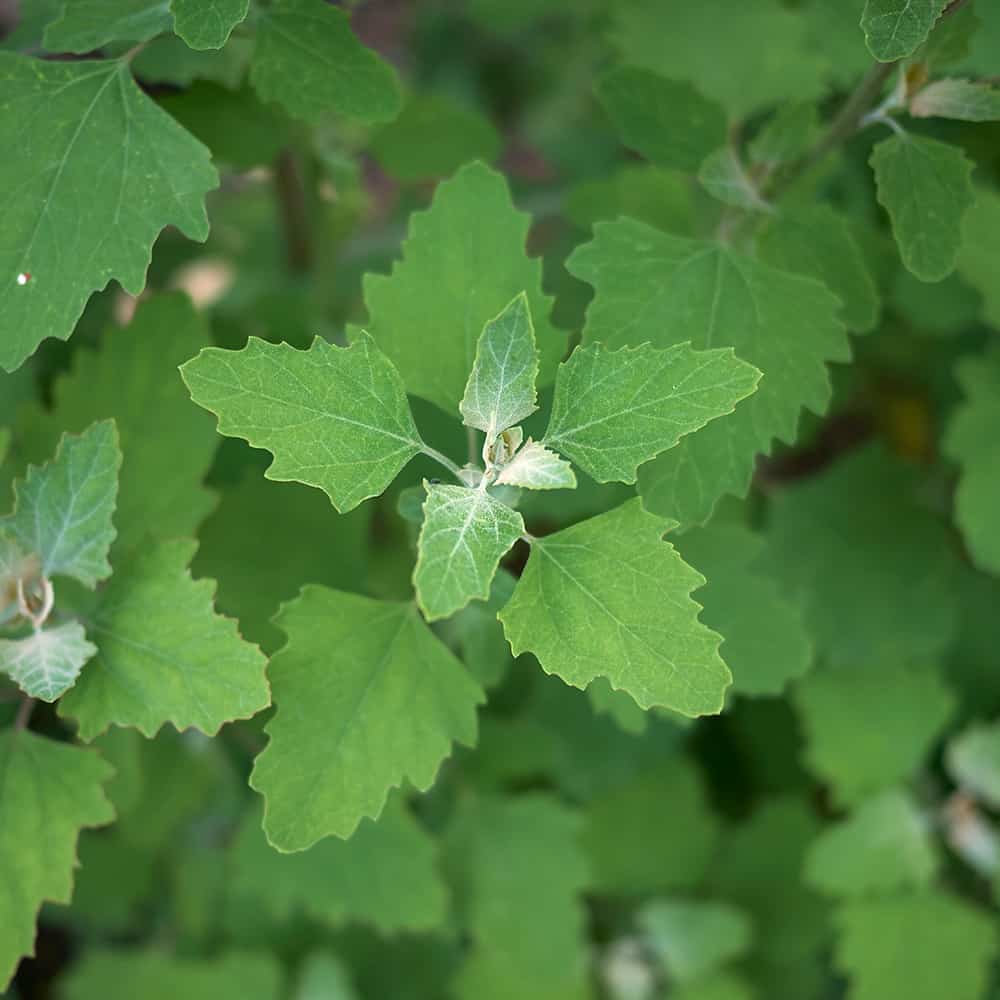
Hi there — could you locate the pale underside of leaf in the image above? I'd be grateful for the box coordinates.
[0,621,96,702]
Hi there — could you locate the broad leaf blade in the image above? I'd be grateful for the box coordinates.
[363,161,564,415]
[870,134,974,282]
[172,0,248,49]
[1,420,121,587]
[181,335,422,513]
[543,342,760,485]
[567,219,848,525]
[43,0,172,52]
[595,66,727,173]
[495,441,576,490]
[460,293,539,443]
[250,587,484,850]
[0,730,114,988]
[0,621,96,702]
[250,0,401,124]
[499,499,730,716]
[414,484,524,622]
[861,0,948,60]
[0,55,217,372]
[58,539,270,740]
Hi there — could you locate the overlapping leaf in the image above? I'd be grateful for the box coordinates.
[861,0,948,60]
[0,621,96,702]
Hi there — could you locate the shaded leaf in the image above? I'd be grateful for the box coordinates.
[861,0,948,60]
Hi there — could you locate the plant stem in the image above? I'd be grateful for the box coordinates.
[15,696,35,732]
[274,149,314,274]
[422,445,464,481]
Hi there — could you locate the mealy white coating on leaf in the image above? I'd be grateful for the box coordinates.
[495,440,576,490]
[414,483,524,621]
[0,620,96,702]
[459,292,539,445]
[910,79,1000,121]
[0,420,121,588]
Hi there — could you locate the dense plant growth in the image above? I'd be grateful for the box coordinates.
[2,1,1000,997]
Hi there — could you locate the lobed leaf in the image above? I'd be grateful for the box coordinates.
[0,621,96,703]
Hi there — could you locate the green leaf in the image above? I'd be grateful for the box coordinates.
[59,950,283,1000]
[697,147,771,212]
[132,33,252,88]
[294,954,357,1000]
[250,0,401,124]
[495,441,576,490]
[957,188,1000,328]
[250,587,483,850]
[1,420,121,587]
[804,790,937,897]
[447,569,517,689]
[0,621,96,702]
[748,101,820,167]
[870,134,974,282]
[0,730,114,988]
[362,161,564,415]
[582,762,720,893]
[543,341,760,485]
[758,204,880,333]
[181,335,423,514]
[833,892,997,1000]
[0,54,216,372]
[43,1,172,52]
[4,294,218,558]
[447,794,590,1000]
[567,219,848,526]
[944,348,1000,576]
[672,974,755,1000]
[793,663,955,805]
[414,484,524,622]
[610,0,826,119]
[861,0,948,60]
[57,539,270,740]
[460,293,539,444]
[763,446,959,666]
[946,720,1000,809]
[594,66,727,173]
[500,499,730,716]
[639,899,752,984]
[172,0,248,49]
[674,523,813,697]
[231,795,447,932]
[371,93,502,182]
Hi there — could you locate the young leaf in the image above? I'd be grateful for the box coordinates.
[0,54,217,372]
[594,66,727,173]
[861,0,948,60]
[834,892,997,1000]
[567,219,848,525]
[5,294,218,557]
[42,0,173,52]
[910,78,1000,120]
[1,420,121,587]
[543,342,760,485]
[499,499,730,716]
[58,950,283,1000]
[758,205,880,333]
[231,795,447,932]
[870,134,974,282]
[250,587,484,850]
[697,147,771,212]
[943,349,1000,576]
[673,523,812,697]
[172,0,248,49]
[459,292,539,444]
[414,484,524,623]
[639,900,752,984]
[0,621,96,703]
[804,790,937,897]
[946,721,1000,809]
[447,795,590,1000]
[57,539,270,741]
[363,161,564,415]
[250,0,401,124]
[0,730,114,989]
[793,663,955,806]
[495,441,576,490]
[181,335,423,514]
